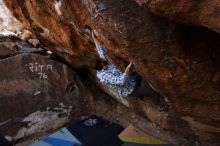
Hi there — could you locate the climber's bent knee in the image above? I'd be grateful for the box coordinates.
[128,79,160,104]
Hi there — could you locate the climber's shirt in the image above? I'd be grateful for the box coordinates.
[96,45,137,96]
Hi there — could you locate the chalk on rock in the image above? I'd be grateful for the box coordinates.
[0,29,17,37]
[4,135,13,142]
[47,50,53,54]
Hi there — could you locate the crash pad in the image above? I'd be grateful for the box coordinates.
[30,128,82,146]
[119,125,174,145]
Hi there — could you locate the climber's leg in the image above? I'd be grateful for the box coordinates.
[129,79,160,104]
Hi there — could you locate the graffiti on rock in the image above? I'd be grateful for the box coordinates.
[26,62,53,79]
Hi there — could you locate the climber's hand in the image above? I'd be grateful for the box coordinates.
[125,62,133,75]
[128,62,133,69]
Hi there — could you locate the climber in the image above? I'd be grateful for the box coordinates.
[90,28,161,104]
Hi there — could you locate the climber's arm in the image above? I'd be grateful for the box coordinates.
[92,31,107,60]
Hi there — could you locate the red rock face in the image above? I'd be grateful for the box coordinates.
[3,0,220,145]
[135,0,220,33]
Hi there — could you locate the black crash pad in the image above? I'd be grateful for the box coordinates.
[67,115,124,146]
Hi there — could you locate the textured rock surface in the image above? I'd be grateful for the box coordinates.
[0,0,22,32]
[0,38,92,142]
[0,36,42,58]
[2,0,220,146]
[136,0,220,33]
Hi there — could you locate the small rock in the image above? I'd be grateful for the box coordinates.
[28,39,40,47]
